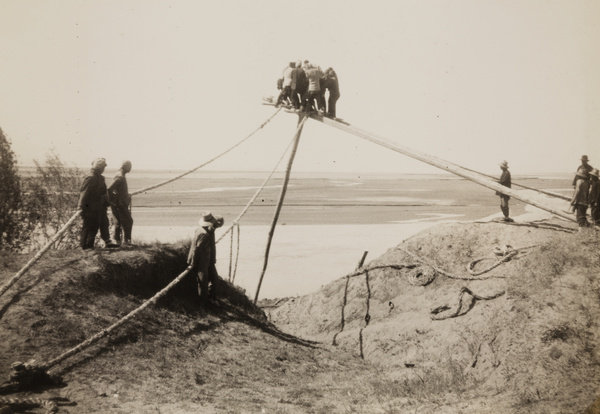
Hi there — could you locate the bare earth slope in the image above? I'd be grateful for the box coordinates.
[266,219,600,413]
[1,219,599,413]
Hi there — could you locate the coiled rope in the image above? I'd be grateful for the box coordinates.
[430,287,505,321]
[396,245,536,281]
[0,109,282,300]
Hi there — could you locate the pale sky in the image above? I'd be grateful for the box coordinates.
[1,0,599,175]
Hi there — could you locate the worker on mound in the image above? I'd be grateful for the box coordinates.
[496,160,513,222]
[187,212,224,302]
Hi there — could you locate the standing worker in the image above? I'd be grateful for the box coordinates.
[572,155,593,187]
[77,158,118,250]
[304,64,324,113]
[496,160,513,222]
[108,160,134,246]
[571,168,591,230]
[588,168,600,226]
[187,211,224,302]
[321,67,340,118]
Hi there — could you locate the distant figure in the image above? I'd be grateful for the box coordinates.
[77,158,118,249]
[495,161,513,222]
[571,168,590,229]
[321,67,340,118]
[187,212,224,302]
[108,160,133,246]
[589,168,600,226]
[572,155,593,187]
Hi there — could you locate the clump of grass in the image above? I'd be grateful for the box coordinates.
[541,325,573,343]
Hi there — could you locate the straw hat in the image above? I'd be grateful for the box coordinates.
[198,211,224,228]
[499,160,509,169]
[590,168,599,178]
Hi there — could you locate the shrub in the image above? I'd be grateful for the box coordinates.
[21,150,84,250]
[0,128,26,250]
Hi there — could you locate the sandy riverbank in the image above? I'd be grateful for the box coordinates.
[133,203,559,300]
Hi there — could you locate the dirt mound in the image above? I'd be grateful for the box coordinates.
[1,219,599,413]
[0,244,380,413]
[266,219,600,413]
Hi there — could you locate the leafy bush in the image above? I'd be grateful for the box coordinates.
[21,150,83,250]
[0,128,26,250]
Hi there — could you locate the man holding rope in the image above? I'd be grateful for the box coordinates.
[187,212,224,302]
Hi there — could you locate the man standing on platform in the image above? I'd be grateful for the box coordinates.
[321,67,340,118]
[77,158,118,250]
[187,211,224,302]
[108,160,134,246]
[496,160,513,222]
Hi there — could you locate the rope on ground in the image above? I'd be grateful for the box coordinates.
[130,108,282,196]
[39,265,193,372]
[0,395,58,413]
[396,245,534,281]
[467,244,537,276]
[0,213,80,299]
[430,287,505,320]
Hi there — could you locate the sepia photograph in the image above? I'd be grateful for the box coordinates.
[1,1,599,413]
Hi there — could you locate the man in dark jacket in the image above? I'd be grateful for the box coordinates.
[496,160,513,222]
[321,67,340,118]
[571,168,591,229]
[77,158,118,249]
[572,155,593,187]
[187,212,224,302]
[108,160,133,246]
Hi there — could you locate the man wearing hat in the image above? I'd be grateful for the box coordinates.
[495,160,513,222]
[108,160,134,246]
[77,158,119,249]
[572,155,593,187]
[187,211,224,302]
[571,168,590,229]
[589,168,600,226]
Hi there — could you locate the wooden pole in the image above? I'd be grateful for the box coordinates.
[357,251,368,269]
[306,115,576,223]
[253,116,308,304]
[459,165,571,202]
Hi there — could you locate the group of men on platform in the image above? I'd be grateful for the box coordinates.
[275,60,340,118]
[571,155,600,229]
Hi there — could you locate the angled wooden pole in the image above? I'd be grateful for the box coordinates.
[254,116,308,304]
[304,115,575,223]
